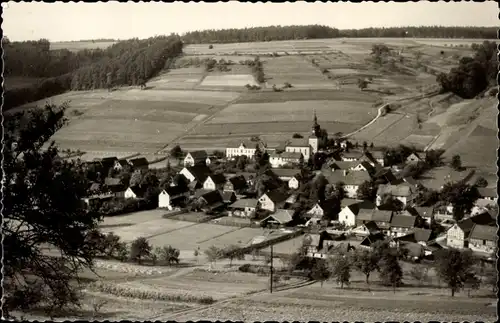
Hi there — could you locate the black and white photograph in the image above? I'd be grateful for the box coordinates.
[2,1,498,321]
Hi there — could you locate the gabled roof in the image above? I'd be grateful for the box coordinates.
[324,170,371,186]
[353,161,375,172]
[207,173,227,185]
[407,206,434,218]
[390,215,417,228]
[187,150,208,160]
[457,211,496,233]
[372,210,393,223]
[199,190,223,205]
[286,193,298,204]
[227,175,248,190]
[229,198,258,209]
[330,161,357,170]
[356,208,375,222]
[366,150,384,159]
[262,209,293,224]
[129,157,149,168]
[377,183,416,197]
[184,165,212,183]
[364,221,381,234]
[163,185,188,196]
[360,232,386,247]
[342,150,364,159]
[228,140,266,149]
[263,190,289,204]
[469,224,497,241]
[104,177,122,186]
[413,228,433,242]
[221,191,236,203]
[101,157,118,169]
[477,187,497,199]
[341,198,364,208]
[406,152,422,161]
[286,138,310,147]
[128,185,148,198]
[115,159,130,167]
[271,168,301,178]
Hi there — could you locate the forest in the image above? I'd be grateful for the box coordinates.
[3,35,183,109]
[181,25,497,44]
[436,40,498,99]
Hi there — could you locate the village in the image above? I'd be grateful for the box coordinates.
[82,112,497,263]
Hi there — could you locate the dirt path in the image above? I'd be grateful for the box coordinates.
[341,103,386,139]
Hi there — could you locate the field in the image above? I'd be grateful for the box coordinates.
[4,76,44,90]
[200,74,258,87]
[50,41,117,51]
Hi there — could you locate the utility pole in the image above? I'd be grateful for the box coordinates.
[269,244,274,293]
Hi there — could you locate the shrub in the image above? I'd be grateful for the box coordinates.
[129,237,152,264]
[154,245,180,266]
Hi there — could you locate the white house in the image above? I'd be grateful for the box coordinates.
[446,222,471,249]
[338,200,375,227]
[285,138,311,161]
[468,224,497,255]
[124,186,147,199]
[269,152,303,168]
[228,198,259,217]
[113,159,130,171]
[158,186,189,209]
[288,176,301,189]
[226,141,266,160]
[350,161,375,173]
[203,174,227,191]
[258,191,289,212]
[183,150,208,167]
[406,152,423,164]
[179,165,212,183]
[325,170,372,199]
[475,187,497,207]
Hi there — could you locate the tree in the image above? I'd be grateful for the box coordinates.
[357,78,368,90]
[329,255,352,289]
[380,194,404,212]
[333,181,346,200]
[474,176,488,188]
[223,244,245,267]
[409,265,430,286]
[3,103,103,317]
[357,180,377,201]
[362,141,368,151]
[208,44,214,49]
[130,237,152,264]
[170,145,183,161]
[434,249,477,297]
[310,259,331,287]
[154,245,180,266]
[464,273,481,298]
[129,171,143,187]
[351,249,379,291]
[204,246,222,267]
[450,154,462,171]
[440,182,480,221]
[379,253,403,293]
[292,133,303,139]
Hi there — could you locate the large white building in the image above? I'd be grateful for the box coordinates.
[226,141,266,160]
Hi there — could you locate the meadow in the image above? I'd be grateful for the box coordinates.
[50,40,117,51]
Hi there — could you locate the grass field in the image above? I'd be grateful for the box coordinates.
[50,41,117,51]
[200,74,258,87]
[208,100,377,125]
[4,76,44,90]
[351,113,405,144]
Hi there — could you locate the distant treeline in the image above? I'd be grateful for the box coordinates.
[181,25,498,44]
[3,35,183,109]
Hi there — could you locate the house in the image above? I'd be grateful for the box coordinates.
[269,152,303,168]
[183,150,208,167]
[372,209,393,234]
[325,170,372,198]
[303,231,337,255]
[237,172,257,186]
[128,157,149,171]
[100,157,119,173]
[406,152,422,164]
[373,168,398,184]
[341,150,364,162]
[258,191,289,212]
[124,185,148,199]
[446,211,496,249]
[326,161,357,172]
[376,183,417,207]
[179,165,212,183]
[338,200,376,227]
[389,215,417,237]
[226,140,266,160]
[392,228,435,246]
[284,138,311,161]
[82,194,113,209]
[468,224,497,255]
[198,190,225,212]
[158,186,189,209]
[350,161,375,174]
[203,174,227,191]
[364,150,385,166]
[221,191,237,204]
[228,198,258,217]
[406,206,435,225]
[223,175,248,193]
[284,194,298,209]
[270,168,302,182]
[360,232,386,249]
[288,174,302,190]
[476,187,497,206]
[103,177,125,197]
[305,199,340,221]
[113,159,130,171]
[260,209,294,227]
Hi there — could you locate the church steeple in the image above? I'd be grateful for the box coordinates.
[312,110,320,137]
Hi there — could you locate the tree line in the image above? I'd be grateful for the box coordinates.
[181,25,497,44]
[3,35,183,110]
[436,40,498,99]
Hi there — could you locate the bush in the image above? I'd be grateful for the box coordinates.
[130,237,152,264]
[154,245,180,266]
[208,44,213,49]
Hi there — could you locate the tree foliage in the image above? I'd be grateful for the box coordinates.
[310,259,331,287]
[434,249,478,297]
[329,255,352,289]
[351,249,379,289]
[154,245,180,266]
[3,104,103,317]
[436,41,497,98]
[129,237,152,264]
[357,180,377,201]
[379,253,403,292]
[440,182,480,221]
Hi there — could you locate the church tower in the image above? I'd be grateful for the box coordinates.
[309,110,320,154]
